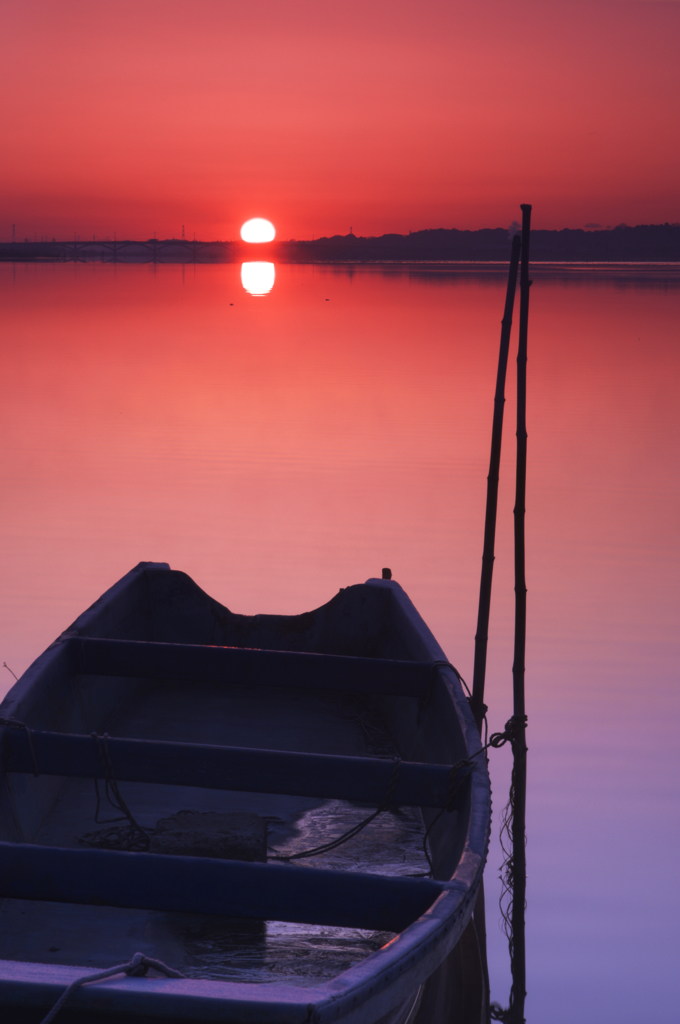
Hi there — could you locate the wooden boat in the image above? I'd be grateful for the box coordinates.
[0,562,491,1023]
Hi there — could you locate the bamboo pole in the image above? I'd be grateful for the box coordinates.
[470,233,521,1024]
[509,202,531,1023]
[470,233,522,731]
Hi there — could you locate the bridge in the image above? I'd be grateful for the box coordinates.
[58,238,234,263]
[0,238,244,263]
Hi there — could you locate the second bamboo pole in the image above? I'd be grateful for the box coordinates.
[509,202,531,1024]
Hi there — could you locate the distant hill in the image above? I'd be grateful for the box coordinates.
[2,223,680,263]
[282,223,680,262]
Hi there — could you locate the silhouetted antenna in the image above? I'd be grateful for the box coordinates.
[182,225,185,239]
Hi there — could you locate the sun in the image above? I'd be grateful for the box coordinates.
[240,218,276,243]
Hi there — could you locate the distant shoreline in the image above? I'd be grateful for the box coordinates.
[2,223,680,265]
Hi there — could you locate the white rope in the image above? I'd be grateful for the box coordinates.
[39,952,184,1024]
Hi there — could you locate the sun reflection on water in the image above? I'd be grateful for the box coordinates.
[241,262,275,297]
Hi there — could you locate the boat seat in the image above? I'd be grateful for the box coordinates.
[67,636,435,697]
[1,727,472,810]
[0,840,446,932]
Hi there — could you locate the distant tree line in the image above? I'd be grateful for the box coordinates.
[283,223,680,262]
[2,223,679,262]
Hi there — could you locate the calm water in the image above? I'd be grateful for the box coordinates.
[1,261,678,1021]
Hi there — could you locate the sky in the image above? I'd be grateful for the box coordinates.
[3,0,680,239]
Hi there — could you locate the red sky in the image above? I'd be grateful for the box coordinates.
[3,0,680,239]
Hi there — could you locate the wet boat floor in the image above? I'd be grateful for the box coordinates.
[0,681,430,984]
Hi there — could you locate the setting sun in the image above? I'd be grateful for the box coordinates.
[240,218,276,243]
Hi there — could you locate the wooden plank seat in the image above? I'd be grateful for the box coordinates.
[0,841,446,933]
[67,637,436,697]
[0,729,472,810]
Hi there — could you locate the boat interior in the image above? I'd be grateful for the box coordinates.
[0,565,475,990]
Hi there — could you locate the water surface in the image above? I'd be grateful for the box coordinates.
[1,261,678,1021]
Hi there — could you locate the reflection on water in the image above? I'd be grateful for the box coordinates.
[181,918,392,985]
[180,801,427,984]
[0,262,678,1022]
[241,261,275,295]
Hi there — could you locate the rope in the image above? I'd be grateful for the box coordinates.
[493,715,528,1023]
[429,660,472,700]
[420,715,526,875]
[421,759,474,873]
[0,716,40,777]
[38,952,184,1024]
[488,714,527,751]
[418,661,471,725]
[290,691,399,758]
[78,733,152,852]
[269,757,402,861]
[418,711,529,1020]
[490,997,526,1023]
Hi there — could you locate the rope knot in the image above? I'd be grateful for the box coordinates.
[125,952,150,977]
[489,715,528,751]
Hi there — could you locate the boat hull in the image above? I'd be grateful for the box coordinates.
[0,564,491,1023]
